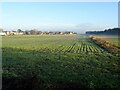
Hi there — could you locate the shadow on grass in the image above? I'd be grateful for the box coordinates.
[2,47,87,90]
[2,47,120,90]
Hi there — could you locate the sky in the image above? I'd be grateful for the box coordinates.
[1,2,118,34]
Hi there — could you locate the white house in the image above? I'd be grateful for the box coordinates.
[0,32,6,36]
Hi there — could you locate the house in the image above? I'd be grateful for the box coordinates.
[0,32,6,36]
[49,32,54,35]
[55,32,61,34]
[60,32,64,34]
[4,31,11,35]
[70,32,73,34]
[16,32,24,35]
[41,32,49,35]
[24,31,31,35]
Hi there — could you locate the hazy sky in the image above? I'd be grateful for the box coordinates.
[1,2,118,34]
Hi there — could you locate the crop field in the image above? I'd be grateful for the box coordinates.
[2,35,120,89]
[2,35,105,53]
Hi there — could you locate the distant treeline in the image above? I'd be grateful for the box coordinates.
[86,28,120,36]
